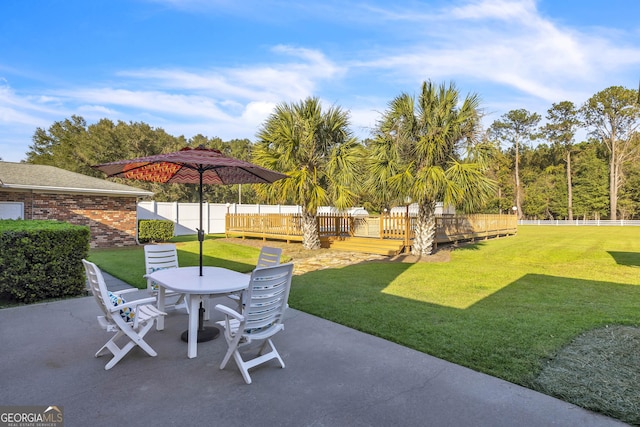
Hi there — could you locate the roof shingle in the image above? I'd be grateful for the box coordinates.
[0,162,153,197]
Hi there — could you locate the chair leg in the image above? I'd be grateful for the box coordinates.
[234,350,253,384]
[220,333,243,370]
[95,330,124,357]
[225,339,285,384]
[176,294,190,313]
[96,320,159,369]
[104,341,137,370]
[259,339,285,369]
[122,321,158,357]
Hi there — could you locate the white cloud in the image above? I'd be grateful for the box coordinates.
[76,104,120,117]
[47,45,343,141]
[117,45,342,103]
[242,101,276,126]
[353,0,640,107]
[61,88,232,120]
[451,0,537,21]
[0,83,64,126]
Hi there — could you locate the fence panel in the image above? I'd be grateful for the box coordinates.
[317,214,352,237]
[137,202,301,235]
[519,219,640,226]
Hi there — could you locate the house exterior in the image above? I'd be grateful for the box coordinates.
[0,162,153,248]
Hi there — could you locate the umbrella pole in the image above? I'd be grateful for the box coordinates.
[198,169,204,276]
[184,168,220,342]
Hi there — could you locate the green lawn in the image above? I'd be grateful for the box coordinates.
[89,226,640,423]
[291,226,640,385]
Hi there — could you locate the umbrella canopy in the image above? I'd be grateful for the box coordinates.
[93,145,288,275]
[93,145,287,185]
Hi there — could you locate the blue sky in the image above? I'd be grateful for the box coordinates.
[1,0,639,162]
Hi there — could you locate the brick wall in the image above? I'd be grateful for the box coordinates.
[0,190,139,248]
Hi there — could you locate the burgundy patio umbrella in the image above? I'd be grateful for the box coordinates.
[94,145,287,275]
[94,145,288,342]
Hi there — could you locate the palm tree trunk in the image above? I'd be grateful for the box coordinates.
[301,211,321,250]
[411,201,437,256]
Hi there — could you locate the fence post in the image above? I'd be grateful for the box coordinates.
[173,202,179,224]
[205,202,210,234]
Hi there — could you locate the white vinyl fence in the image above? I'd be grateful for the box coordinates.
[519,219,640,226]
[137,201,302,235]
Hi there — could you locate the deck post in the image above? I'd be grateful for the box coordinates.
[404,205,410,249]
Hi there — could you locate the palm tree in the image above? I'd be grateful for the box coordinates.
[253,97,362,249]
[368,80,495,255]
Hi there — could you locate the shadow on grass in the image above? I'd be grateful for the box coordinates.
[608,251,640,267]
[443,240,487,252]
[169,234,226,243]
[289,261,640,423]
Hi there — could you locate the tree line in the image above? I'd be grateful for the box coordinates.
[25,82,640,254]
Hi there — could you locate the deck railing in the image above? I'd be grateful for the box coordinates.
[226,213,517,246]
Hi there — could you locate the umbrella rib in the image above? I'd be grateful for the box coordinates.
[105,162,151,177]
[200,164,271,183]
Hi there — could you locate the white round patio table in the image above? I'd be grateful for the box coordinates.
[146,266,249,358]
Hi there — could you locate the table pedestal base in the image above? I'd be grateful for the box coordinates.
[180,300,219,343]
[181,326,219,342]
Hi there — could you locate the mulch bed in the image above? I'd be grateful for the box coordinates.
[532,325,640,425]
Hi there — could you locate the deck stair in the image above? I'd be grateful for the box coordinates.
[322,237,405,256]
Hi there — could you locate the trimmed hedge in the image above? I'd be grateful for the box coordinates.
[0,219,90,304]
[138,219,174,243]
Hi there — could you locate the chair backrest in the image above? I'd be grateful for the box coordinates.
[256,246,282,269]
[82,259,117,323]
[144,244,179,290]
[243,263,294,334]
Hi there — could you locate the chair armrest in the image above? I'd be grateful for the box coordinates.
[214,304,244,322]
[107,296,157,313]
[112,288,139,296]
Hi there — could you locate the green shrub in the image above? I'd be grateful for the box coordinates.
[0,219,90,304]
[138,219,175,243]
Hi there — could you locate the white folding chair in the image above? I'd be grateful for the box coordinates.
[144,244,188,312]
[228,246,282,310]
[215,262,294,384]
[254,246,283,269]
[82,259,166,370]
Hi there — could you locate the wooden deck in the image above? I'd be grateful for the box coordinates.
[322,237,406,256]
[226,213,517,255]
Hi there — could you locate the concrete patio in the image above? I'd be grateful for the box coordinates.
[0,275,626,427]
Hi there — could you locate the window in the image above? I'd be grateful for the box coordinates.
[0,202,24,219]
